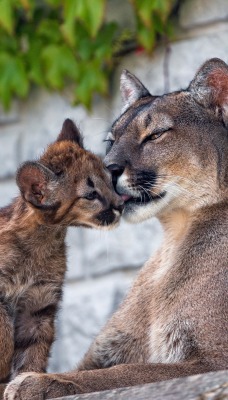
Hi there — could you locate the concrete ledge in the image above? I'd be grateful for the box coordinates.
[54,370,228,400]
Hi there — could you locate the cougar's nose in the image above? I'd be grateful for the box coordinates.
[107,163,124,176]
[106,163,124,188]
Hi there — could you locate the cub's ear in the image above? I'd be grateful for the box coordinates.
[189,58,228,127]
[57,118,84,148]
[16,161,58,209]
[120,70,151,113]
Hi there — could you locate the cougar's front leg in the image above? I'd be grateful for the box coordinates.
[0,303,14,382]
[11,301,58,379]
[4,360,213,399]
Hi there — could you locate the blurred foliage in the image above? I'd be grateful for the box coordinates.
[0,0,176,110]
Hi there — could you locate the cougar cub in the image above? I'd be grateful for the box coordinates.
[0,119,122,383]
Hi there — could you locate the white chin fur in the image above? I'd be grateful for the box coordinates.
[118,176,181,223]
[123,196,168,223]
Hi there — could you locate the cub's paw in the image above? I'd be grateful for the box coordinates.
[4,372,82,400]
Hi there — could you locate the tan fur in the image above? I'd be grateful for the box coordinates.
[0,119,122,388]
[4,59,228,399]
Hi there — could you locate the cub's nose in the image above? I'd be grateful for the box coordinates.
[114,202,124,214]
[106,163,124,188]
[111,193,124,215]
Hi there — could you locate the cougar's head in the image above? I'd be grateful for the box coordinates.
[104,58,228,223]
[17,119,123,229]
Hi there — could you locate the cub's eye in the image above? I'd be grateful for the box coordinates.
[142,128,172,144]
[84,191,98,201]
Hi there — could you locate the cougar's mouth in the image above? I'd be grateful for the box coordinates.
[121,190,166,205]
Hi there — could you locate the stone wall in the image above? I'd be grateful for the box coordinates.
[0,0,228,373]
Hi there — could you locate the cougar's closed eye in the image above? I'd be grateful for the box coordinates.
[142,127,173,144]
[104,132,115,153]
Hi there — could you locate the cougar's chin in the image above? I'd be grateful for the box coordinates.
[121,191,167,223]
[123,202,160,223]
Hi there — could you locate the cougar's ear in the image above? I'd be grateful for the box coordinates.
[120,70,151,113]
[16,161,59,209]
[57,118,84,148]
[189,58,228,127]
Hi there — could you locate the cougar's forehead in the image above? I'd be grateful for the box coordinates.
[112,93,188,140]
[112,97,156,138]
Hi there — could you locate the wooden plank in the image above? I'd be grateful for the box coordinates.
[54,370,228,400]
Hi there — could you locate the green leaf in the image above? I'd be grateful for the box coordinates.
[37,19,62,43]
[0,0,14,34]
[63,0,105,38]
[152,14,165,35]
[26,37,44,85]
[74,64,97,108]
[83,0,105,37]
[137,22,155,52]
[0,32,18,52]
[41,44,78,89]
[61,17,76,46]
[94,22,117,61]
[153,0,174,17]
[133,0,154,28]
[74,22,116,63]
[61,0,78,45]
[18,0,35,18]
[45,0,61,6]
[131,0,174,28]
[74,59,108,108]
[0,53,29,109]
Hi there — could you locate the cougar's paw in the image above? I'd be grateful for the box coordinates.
[4,373,39,400]
[4,372,83,400]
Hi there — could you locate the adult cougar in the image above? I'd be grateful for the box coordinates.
[4,58,228,399]
[0,119,122,386]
